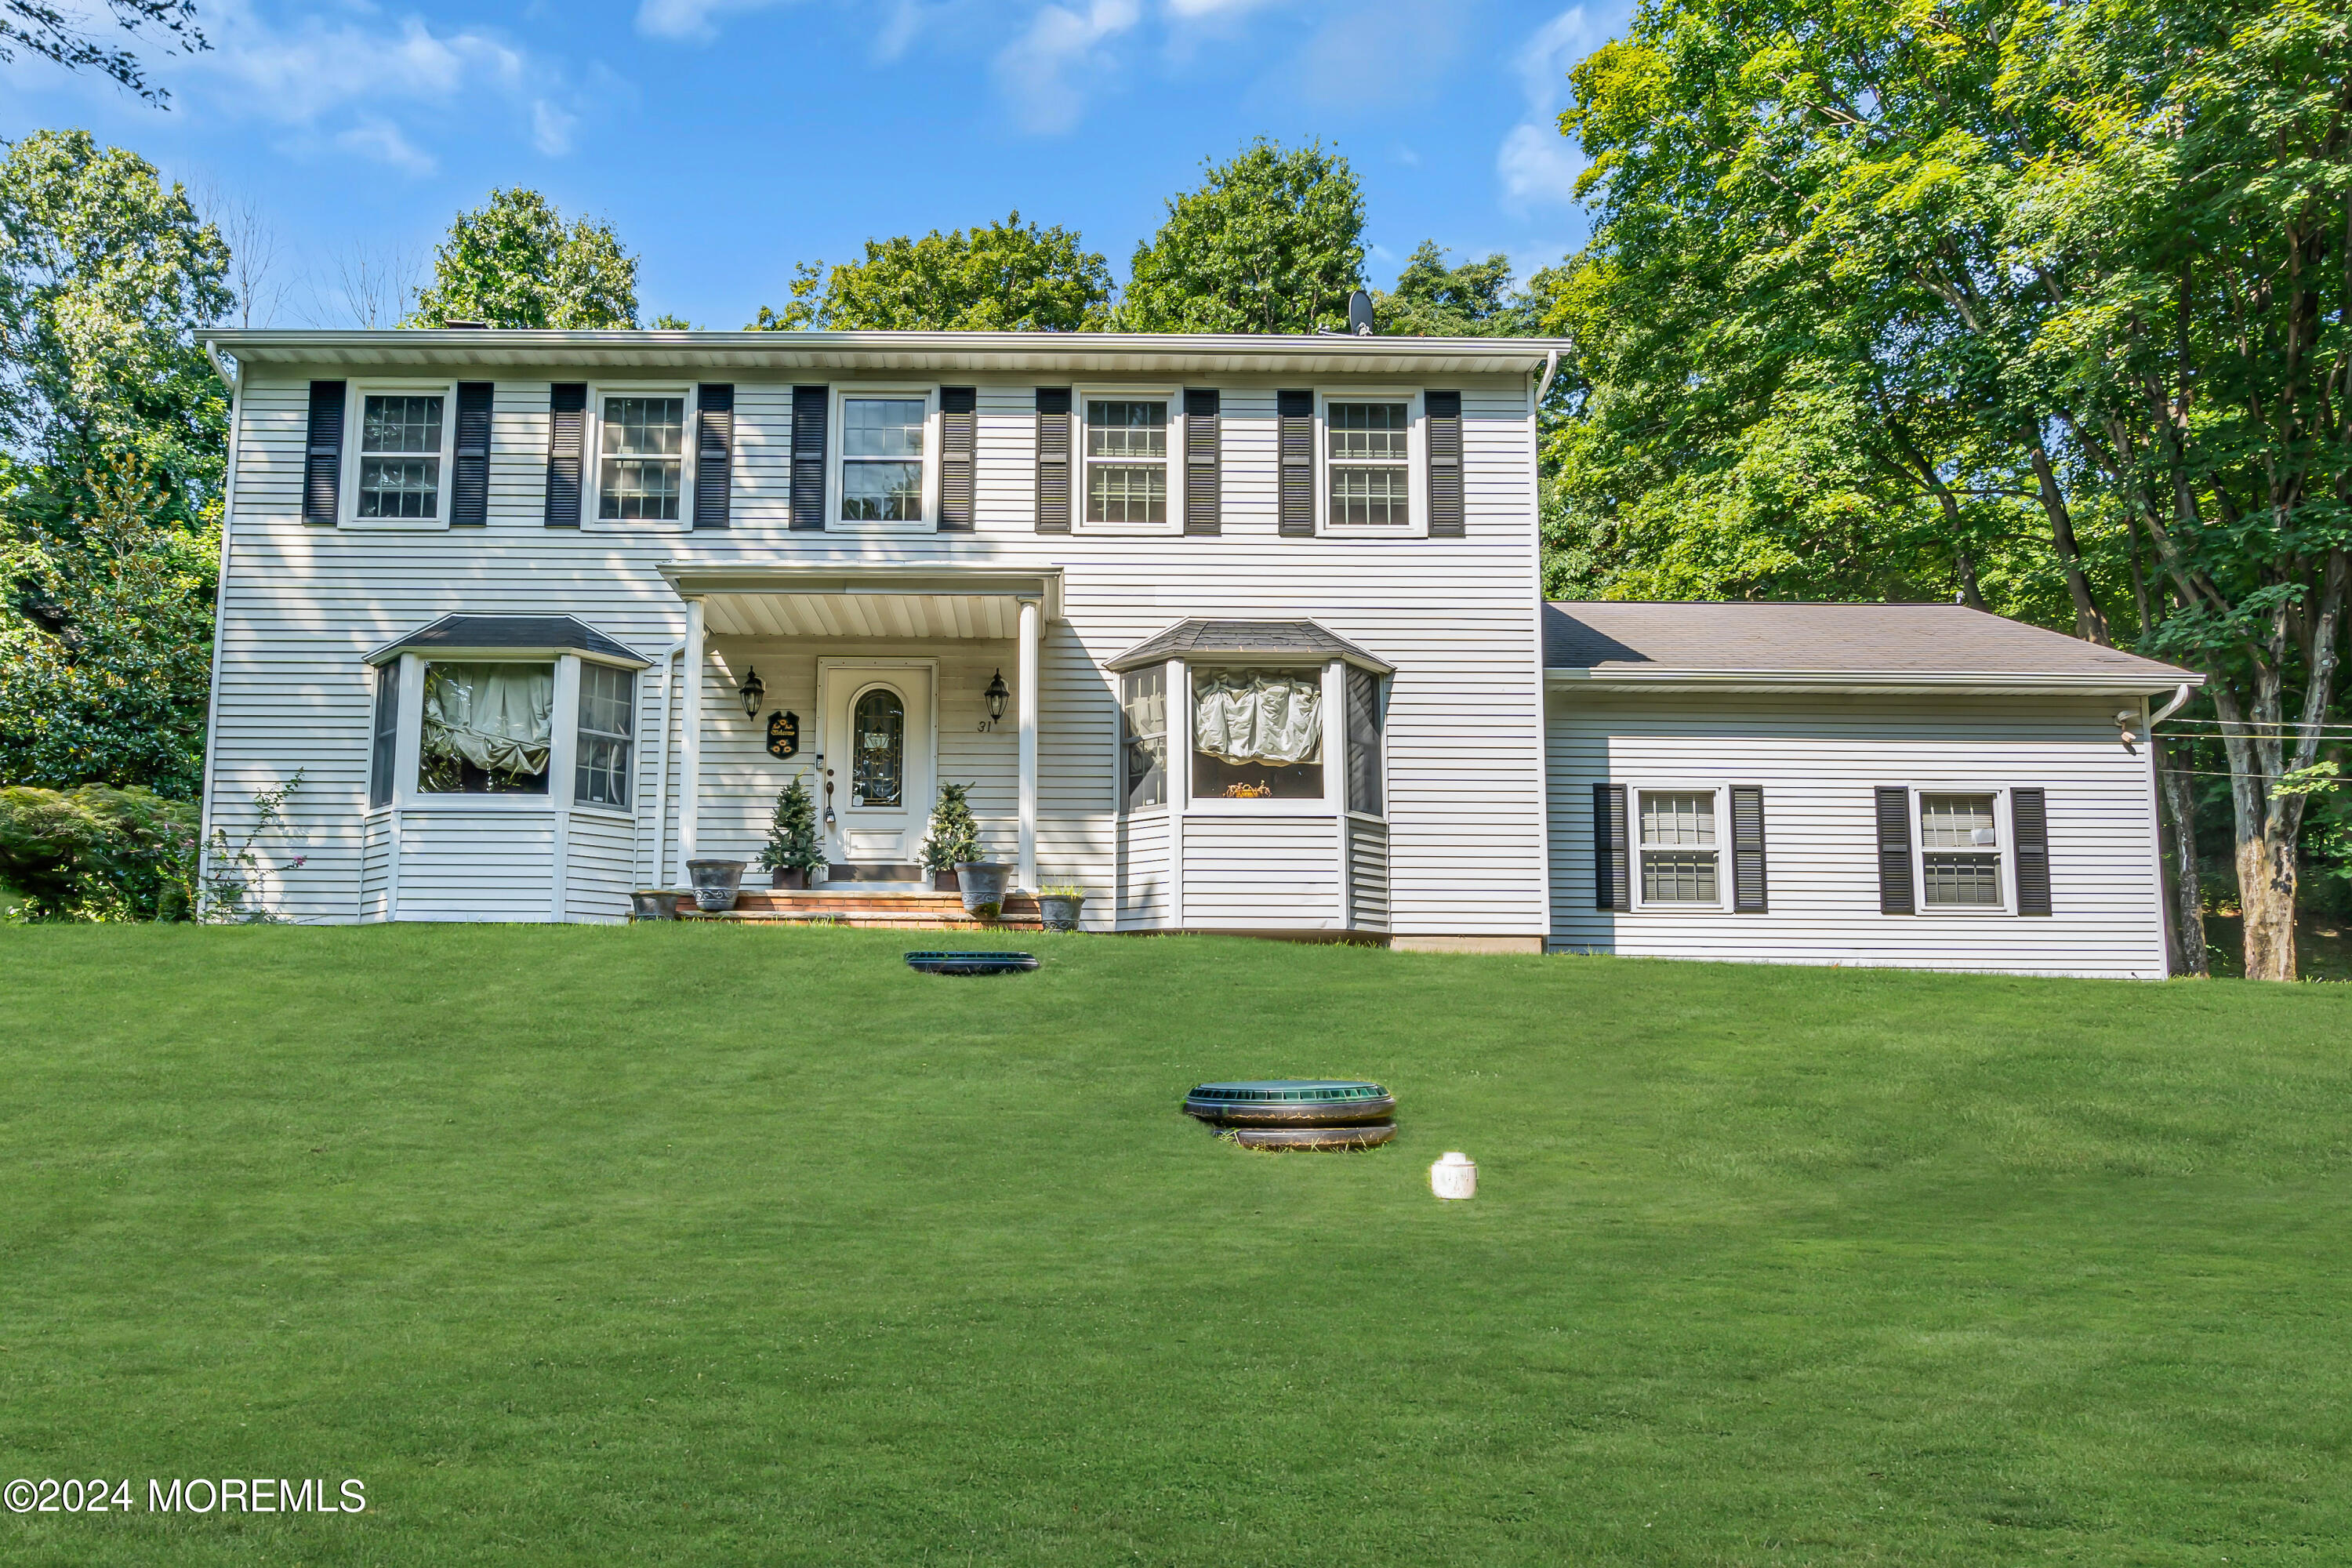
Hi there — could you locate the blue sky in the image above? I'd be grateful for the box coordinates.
[0,0,1625,328]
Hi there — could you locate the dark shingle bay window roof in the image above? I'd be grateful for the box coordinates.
[1105,619,1393,675]
[363,615,652,668]
[1543,601,2199,694]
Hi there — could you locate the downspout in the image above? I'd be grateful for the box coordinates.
[647,640,684,889]
[1535,347,1561,408]
[2143,681,2195,978]
[194,340,241,918]
[1529,350,1559,951]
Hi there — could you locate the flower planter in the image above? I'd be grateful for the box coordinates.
[768,866,808,890]
[1036,892,1084,931]
[953,861,1011,921]
[932,869,960,893]
[685,858,746,912]
[630,889,678,921]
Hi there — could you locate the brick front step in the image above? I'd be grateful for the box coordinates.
[681,890,1042,930]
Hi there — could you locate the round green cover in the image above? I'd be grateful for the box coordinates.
[1187,1080,1388,1105]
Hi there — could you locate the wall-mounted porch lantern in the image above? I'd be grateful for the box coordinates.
[985,669,1010,723]
[738,666,766,720]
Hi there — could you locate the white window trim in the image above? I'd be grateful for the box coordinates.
[1627,782,1731,913]
[1117,664,1172,818]
[828,384,938,535]
[1316,387,1427,539]
[568,655,641,820]
[1908,783,2016,917]
[1341,666,1388,822]
[395,651,568,813]
[1070,383,1184,536]
[341,379,458,532]
[1179,658,1346,818]
[583,383,697,534]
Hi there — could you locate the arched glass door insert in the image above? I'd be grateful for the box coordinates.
[851,688,906,807]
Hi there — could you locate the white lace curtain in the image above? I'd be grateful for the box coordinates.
[1192,670,1323,765]
[422,662,554,777]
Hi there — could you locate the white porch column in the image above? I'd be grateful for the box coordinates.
[1017,597,1040,891]
[677,597,705,886]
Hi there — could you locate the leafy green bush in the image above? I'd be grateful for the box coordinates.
[0,783,197,921]
[920,781,983,873]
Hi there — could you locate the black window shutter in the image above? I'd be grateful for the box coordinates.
[1593,782,1630,912]
[939,386,977,532]
[694,383,733,529]
[1036,387,1072,534]
[1426,390,1464,537]
[450,381,492,528]
[789,385,828,531]
[303,379,345,525]
[1731,786,1768,913]
[2012,787,2052,915]
[543,382,586,528]
[1277,389,1314,536]
[1183,388,1220,535]
[1875,786,1915,915]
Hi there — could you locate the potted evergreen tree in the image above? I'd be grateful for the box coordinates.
[757,775,825,889]
[920,782,984,895]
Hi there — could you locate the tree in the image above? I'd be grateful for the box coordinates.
[751,213,1110,332]
[1120,139,1366,334]
[1374,242,1534,337]
[758,775,823,877]
[0,453,220,799]
[1,2,204,104]
[0,129,232,509]
[406,189,637,329]
[1553,0,2350,978]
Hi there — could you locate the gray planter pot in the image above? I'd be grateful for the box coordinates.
[953,861,1011,920]
[630,889,678,921]
[1036,893,1084,931]
[686,858,746,912]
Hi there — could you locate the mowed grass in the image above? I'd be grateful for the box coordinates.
[1,927,2348,1566]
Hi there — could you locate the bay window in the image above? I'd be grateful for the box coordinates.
[574,663,636,808]
[1191,668,1324,801]
[1344,666,1384,815]
[1121,666,1167,811]
[419,662,554,795]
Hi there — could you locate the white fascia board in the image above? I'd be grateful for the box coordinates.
[659,561,1064,620]
[201,328,1564,379]
[1546,668,2205,695]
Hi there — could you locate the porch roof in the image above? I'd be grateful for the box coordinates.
[1105,619,1392,675]
[659,564,1059,641]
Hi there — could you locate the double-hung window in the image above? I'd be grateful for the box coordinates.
[1327,401,1411,528]
[1638,789,1719,905]
[1120,666,1167,811]
[1086,397,1169,527]
[349,387,453,525]
[1919,793,2002,906]
[1344,666,1384,815]
[575,663,635,808]
[597,394,686,521]
[841,396,927,522]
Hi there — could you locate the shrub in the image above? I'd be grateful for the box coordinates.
[920,782,984,873]
[0,783,198,921]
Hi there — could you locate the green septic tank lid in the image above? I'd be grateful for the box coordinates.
[1187,1079,1388,1105]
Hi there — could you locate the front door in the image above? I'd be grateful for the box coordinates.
[819,662,935,875]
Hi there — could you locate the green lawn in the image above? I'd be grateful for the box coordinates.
[1,927,2347,1566]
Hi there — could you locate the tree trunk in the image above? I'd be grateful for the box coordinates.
[2021,428,2112,645]
[2157,747,2208,977]
[2235,828,2299,982]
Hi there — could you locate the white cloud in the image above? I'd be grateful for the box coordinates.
[637,0,797,43]
[1165,0,1283,17]
[873,0,927,62]
[531,99,578,156]
[992,0,1141,135]
[153,2,583,173]
[336,118,437,176]
[1496,5,1598,212]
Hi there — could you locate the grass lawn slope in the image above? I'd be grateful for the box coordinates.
[2,926,2348,1566]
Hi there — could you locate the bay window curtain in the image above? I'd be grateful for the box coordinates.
[422,663,554,781]
[1192,670,1323,765]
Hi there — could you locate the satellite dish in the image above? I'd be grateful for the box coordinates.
[1347,289,1376,336]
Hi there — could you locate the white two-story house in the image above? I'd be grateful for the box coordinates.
[196,328,2198,975]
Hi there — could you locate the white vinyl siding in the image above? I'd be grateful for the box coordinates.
[1546,692,2167,978]
[204,368,1547,938]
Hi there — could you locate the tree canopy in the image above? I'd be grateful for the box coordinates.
[1120,139,1366,334]
[751,212,1111,332]
[1374,242,1534,337]
[1552,0,2351,978]
[407,189,639,330]
[0,2,204,104]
